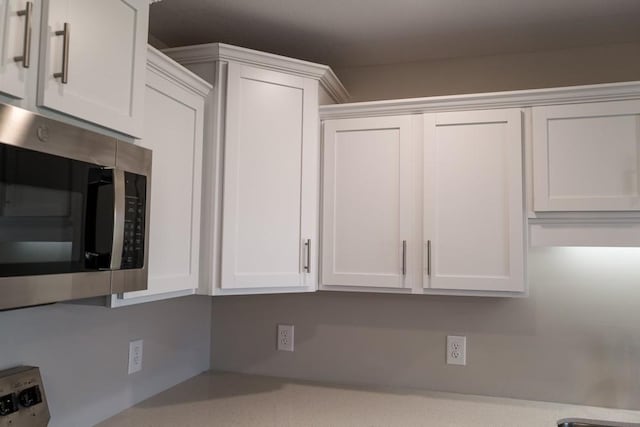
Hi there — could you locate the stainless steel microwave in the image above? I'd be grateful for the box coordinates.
[0,103,152,310]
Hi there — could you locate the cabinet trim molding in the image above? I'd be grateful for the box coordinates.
[319,81,640,119]
[147,46,212,97]
[163,43,349,103]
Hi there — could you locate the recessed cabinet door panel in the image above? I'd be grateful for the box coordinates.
[323,116,414,289]
[221,63,318,289]
[38,0,147,137]
[0,0,31,99]
[532,100,640,212]
[118,69,204,301]
[424,110,524,292]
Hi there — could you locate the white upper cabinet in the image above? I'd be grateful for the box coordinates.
[110,48,211,307]
[532,100,640,212]
[423,110,525,293]
[0,0,34,99]
[164,43,348,296]
[38,0,148,137]
[322,115,417,291]
[220,63,319,291]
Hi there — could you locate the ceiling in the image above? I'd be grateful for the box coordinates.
[149,0,640,68]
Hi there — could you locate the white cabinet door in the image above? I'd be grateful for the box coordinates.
[38,0,148,137]
[0,0,33,99]
[220,62,318,291]
[110,53,207,307]
[423,110,525,293]
[532,100,640,212]
[322,116,416,289]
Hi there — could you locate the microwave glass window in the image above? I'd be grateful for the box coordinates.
[0,144,114,277]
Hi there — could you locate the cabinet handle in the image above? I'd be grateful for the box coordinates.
[402,240,407,276]
[426,240,431,277]
[303,239,311,273]
[13,2,33,68]
[53,23,70,84]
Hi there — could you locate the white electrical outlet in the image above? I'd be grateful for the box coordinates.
[277,324,294,352]
[446,335,466,366]
[128,339,143,374]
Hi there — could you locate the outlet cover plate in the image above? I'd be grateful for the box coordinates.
[128,339,143,374]
[447,335,466,366]
[277,324,294,352]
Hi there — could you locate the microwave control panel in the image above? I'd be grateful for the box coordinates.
[121,172,147,269]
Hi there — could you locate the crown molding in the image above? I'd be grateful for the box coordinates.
[163,43,349,103]
[146,45,212,98]
[319,81,640,119]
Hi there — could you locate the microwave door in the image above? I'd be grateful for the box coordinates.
[0,143,114,309]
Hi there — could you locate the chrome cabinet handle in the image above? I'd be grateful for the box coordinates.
[402,240,407,276]
[13,1,32,68]
[426,240,431,277]
[53,23,70,83]
[303,239,311,273]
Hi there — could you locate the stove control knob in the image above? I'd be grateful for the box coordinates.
[18,386,41,408]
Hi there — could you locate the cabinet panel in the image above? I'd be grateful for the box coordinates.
[111,57,206,306]
[38,0,147,137]
[532,100,640,212]
[0,0,31,99]
[424,110,524,292]
[322,116,415,289]
[221,63,318,289]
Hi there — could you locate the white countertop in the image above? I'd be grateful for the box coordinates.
[97,372,640,427]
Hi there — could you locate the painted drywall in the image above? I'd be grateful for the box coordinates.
[0,295,211,427]
[334,42,640,102]
[211,247,640,410]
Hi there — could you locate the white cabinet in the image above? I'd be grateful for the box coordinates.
[220,63,318,291]
[164,43,348,295]
[37,0,148,137]
[109,47,211,307]
[321,116,418,291]
[423,110,525,293]
[532,100,640,212]
[0,0,33,99]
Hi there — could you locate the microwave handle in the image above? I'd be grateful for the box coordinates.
[110,169,125,270]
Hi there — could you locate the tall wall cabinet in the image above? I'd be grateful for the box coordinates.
[165,43,349,295]
[109,47,211,307]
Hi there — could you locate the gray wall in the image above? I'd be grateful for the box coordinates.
[211,248,640,410]
[334,42,640,102]
[210,42,640,410]
[0,295,211,427]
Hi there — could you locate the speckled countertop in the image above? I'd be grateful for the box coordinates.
[97,372,640,427]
